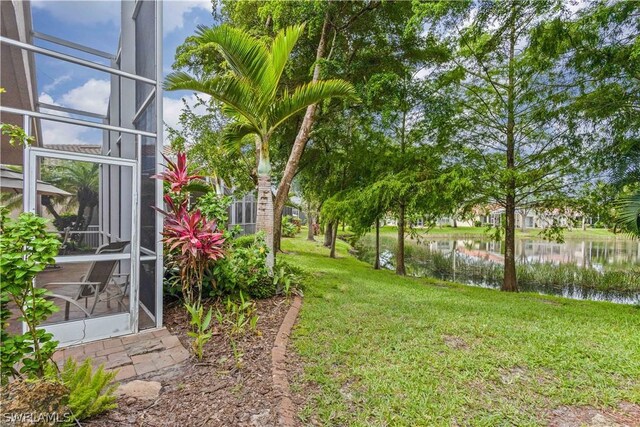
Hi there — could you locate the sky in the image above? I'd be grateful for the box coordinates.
[29,0,216,145]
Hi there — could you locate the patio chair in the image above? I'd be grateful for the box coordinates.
[42,241,131,320]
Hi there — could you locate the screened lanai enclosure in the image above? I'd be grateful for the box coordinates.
[0,0,163,346]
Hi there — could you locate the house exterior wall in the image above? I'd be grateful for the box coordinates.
[0,0,40,165]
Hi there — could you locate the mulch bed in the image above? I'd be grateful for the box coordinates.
[88,296,291,427]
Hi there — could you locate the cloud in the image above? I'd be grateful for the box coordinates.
[37,78,108,145]
[59,79,110,114]
[42,75,71,92]
[31,0,120,25]
[38,92,100,145]
[164,0,212,34]
[162,93,211,144]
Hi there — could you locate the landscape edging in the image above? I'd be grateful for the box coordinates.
[272,295,303,427]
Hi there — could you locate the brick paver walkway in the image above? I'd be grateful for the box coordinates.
[52,328,190,381]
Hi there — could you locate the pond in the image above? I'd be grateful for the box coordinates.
[354,234,640,304]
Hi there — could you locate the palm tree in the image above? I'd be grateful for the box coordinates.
[42,161,99,236]
[165,24,357,269]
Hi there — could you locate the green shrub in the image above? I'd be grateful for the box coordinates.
[274,258,308,295]
[0,210,61,384]
[197,193,232,225]
[167,232,308,300]
[282,215,298,238]
[233,234,257,249]
[56,358,118,423]
[210,233,275,299]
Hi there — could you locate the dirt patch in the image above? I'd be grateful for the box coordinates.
[87,296,291,427]
[548,402,640,427]
[442,335,470,350]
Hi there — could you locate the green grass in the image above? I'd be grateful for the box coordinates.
[375,225,625,240]
[281,235,640,426]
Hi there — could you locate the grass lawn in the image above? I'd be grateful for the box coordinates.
[374,225,625,240]
[281,235,640,426]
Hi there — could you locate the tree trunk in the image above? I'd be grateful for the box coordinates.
[520,211,527,232]
[256,174,275,271]
[504,199,517,291]
[396,205,406,275]
[75,202,85,232]
[41,196,62,222]
[502,1,518,292]
[274,211,282,252]
[273,12,331,253]
[582,216,586,231]
[324,221,333,247]
[374,218,380,269]
[329,219,339,258]
[307,212,315,241]
[452,217,457,228]
[83,205,96,232]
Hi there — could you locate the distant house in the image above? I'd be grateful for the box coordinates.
[476,206,591,230]
[227,191,306,235]
[390,204,591,230]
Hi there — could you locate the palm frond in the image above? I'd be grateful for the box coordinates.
[165,72,262,131]
[268,79,359,130]
[267,24,306,95]
[1,191,23,211]
[195,25,270,93]
[184,180,214,195]
[615,192,640,237]
[221,121,258,153]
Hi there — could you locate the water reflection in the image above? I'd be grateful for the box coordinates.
[355,235,640,304]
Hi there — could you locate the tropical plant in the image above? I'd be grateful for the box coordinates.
[211,232,274,299]
[184,303,214,360]
[165,24,358,270]
[161,208,226,306]
[154,152,226,308]
[156,154,226,360]
[197,192,232,226]
[154,152,203,195]
[54,358,118,424]
[281,215,297,238]
[41,161,99,238]
[216,292,259,337]
[616,192,640,237]
[0,209,61,384]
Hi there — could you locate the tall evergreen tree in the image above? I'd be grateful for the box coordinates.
[413,0,592,291]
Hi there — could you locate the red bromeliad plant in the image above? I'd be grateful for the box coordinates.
[154,152,225,307]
